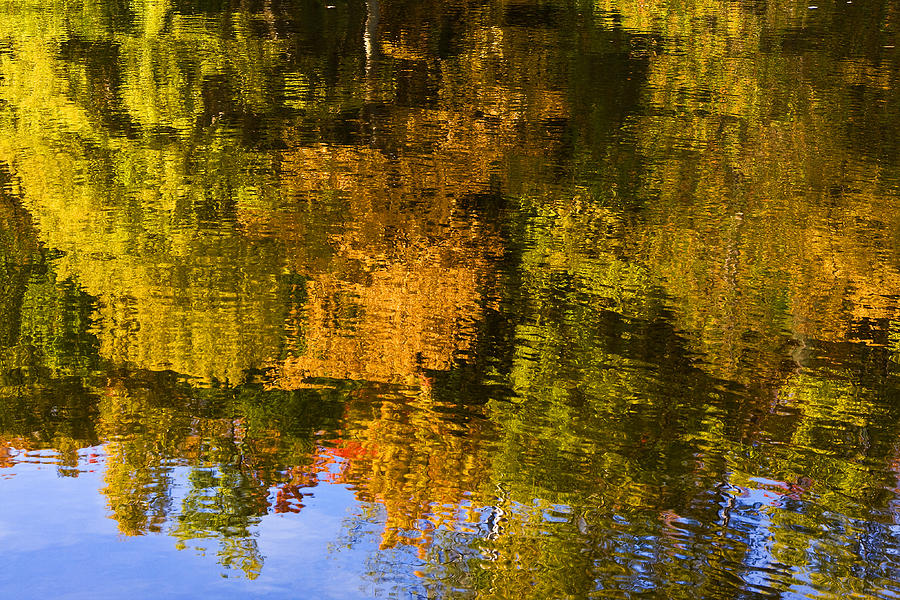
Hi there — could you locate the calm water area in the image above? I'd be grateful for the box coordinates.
[2,0,900,597]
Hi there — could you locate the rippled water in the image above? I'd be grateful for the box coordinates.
[2,0,900,597]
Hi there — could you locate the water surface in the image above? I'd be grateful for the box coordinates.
[2,0,900,597]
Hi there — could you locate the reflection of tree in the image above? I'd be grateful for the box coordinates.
[0,180,101,472]
[272,238,495,386]
[324,0,900,595]
[0,0,556,387]
[592,0,900,387]
[386,0,900,595]
[408,256,738,598]
[0,167,38,349]
[0,0,372,384]
[98,379,182,535]
[172,466,267,580]
[5,0,900,594]
[335,386,491,553]
[94,376,346,576]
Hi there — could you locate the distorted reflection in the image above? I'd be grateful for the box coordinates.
[2,0,900,597]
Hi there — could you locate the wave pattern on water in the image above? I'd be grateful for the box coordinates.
[2,0,900,598]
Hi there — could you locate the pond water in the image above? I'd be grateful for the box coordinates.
[2,0,900,597]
